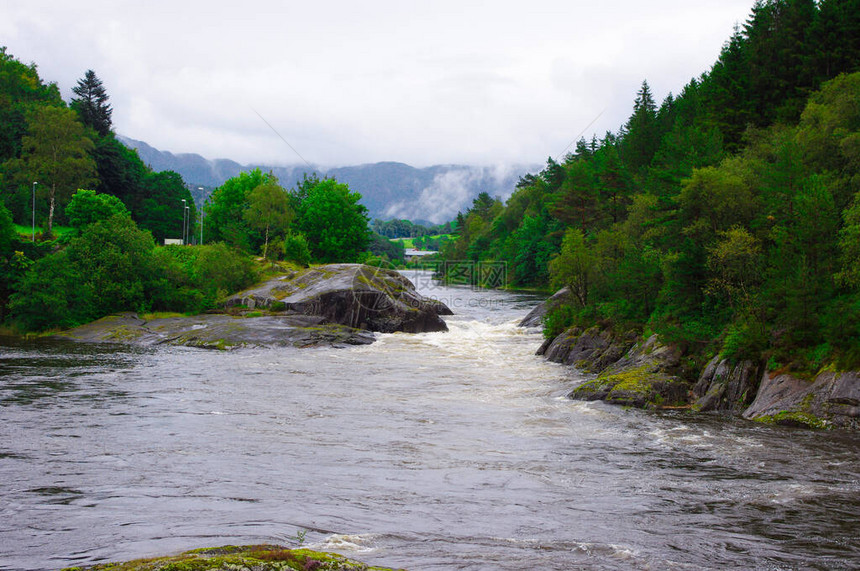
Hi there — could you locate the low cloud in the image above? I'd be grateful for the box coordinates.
[384,165,530,224]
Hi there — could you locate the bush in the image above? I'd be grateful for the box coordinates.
[720,317,768,362]
[281,232,311,267]
[150,242,257,311]
[543,304,578,339]
[8,250,94,331]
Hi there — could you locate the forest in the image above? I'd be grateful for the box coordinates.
[440,0,860,373]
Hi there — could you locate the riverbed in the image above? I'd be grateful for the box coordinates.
[1,271,858,570]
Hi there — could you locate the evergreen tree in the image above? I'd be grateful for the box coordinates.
[621,80,660,173]
[71,70,113,136]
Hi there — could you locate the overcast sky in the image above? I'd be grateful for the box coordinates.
[2,0,754,168]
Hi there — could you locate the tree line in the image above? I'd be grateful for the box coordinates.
[0,48,395,332]
[440,0,860,373]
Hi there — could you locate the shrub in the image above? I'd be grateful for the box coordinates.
[281,232,311,267]
[543,304,578,339]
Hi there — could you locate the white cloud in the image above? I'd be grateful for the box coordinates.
[1,0,753,167]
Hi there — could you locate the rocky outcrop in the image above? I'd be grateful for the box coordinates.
[566,334,689,408]
[538,325,637,374]
[60,264,452,350]
[518,286,573,328]
[225,263,451,333]
[62,544,405,570]
[743,370,860,429]
[59,312,376,349]
[692,357,762,414]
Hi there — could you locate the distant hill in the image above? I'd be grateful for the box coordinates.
[119,136,535,224]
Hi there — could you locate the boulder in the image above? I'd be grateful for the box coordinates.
[539,325,637,374]
[743,370,860,429]
[568,365,689,408]
[692,356,762,414]
[518,286,573,328]
[225,264,451,333]
[567,334,690,409]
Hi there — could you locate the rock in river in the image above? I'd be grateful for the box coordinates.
[225,263,451,333]
[59,264,451,350]
[60,544,405,570]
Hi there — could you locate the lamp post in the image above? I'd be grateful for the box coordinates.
[181,199,187,245]
[198,187,204,246]
[31,181,37,242]
[185,205,189,244]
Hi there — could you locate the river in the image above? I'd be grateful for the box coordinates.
[1,271,858,570]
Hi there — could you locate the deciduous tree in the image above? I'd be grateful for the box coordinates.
[17,106,97,235]
[243,181,294,258]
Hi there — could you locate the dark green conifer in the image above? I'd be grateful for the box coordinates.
[71,70,113,136]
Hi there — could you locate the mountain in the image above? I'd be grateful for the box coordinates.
[118,136,536,224]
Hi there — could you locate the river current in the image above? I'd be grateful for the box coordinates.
[1,271,858,570]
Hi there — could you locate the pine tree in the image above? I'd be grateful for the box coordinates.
[71,70,113,136]
[621,80,660,173]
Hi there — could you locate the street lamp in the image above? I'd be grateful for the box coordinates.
[31,181,37,242]
[185,205,190,244]
[181,199,187,244]
[198,187,204,245]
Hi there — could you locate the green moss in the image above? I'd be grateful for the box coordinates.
[755,410,831,429]
[571,365,686,408]
[605,365,654,393]
[62,544,403,571]
[245,311,264,318]
[140,312,185,320]
[104,325,144,342]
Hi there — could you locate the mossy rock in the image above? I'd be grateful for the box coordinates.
[569,365,689,409]
[61,544,405,571]
[754,410,831,429]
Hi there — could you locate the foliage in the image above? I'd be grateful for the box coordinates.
[70,69,112,136]
[90,134,147,213]
[0,47,63,166]
[372,218,453,238]
[136,170,195,243]
[549,228,594,307]
[243,181,294,258]
[369,232,406,263]
[294,177,370,263]
[149,243,256,312]
[9,215,156,330]
[204,168,273,251]
[543,304,578,340]
[11,105,97,235]
[65,189,129,230]
[279,232,312,267]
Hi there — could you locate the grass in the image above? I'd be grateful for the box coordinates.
[13,223,74,237]
[391,233,453,249]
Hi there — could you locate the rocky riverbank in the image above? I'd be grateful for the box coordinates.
[57,264,451,350]
[524,291,859,430]
[60,544,404,571]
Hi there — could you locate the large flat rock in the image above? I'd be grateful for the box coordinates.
[58,312,375,349]
[225,264,451,333]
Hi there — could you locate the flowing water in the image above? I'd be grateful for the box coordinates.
[1,271,858,570]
